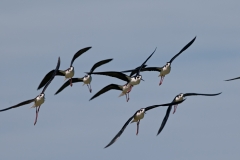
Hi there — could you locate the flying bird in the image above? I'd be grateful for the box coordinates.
[37,47,91,90]
[104,100,185,148]
[55,58,113,94]
[0,57,61,125]
[89,83,132,102]
[157,92,222,136]
[225,76,240,81]
[122,37,196,86]
[90,48,156,101]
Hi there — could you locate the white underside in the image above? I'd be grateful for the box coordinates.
[83,76,92,84]
[119,84,132,97]
[131,111,144,123]
[160,66,171,76]
[32,96,45,108]
[65,70,74,79]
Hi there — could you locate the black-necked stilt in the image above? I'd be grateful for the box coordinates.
[89,83,132,102]
[157,92,222,136]
[123,37,196,86]
[37,47,91,90]
[90,48,156,100]
[104,100,185,148]
[54,58,113,94]
[225,76,240,81]
[0,57,61,125]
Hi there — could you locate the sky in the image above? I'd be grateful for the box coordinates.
[0,1,240,160]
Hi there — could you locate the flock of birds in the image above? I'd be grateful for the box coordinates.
[1,36,239,148]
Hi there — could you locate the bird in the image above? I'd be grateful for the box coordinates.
[90,48,157,100]
[37,46,91,90]
[225,76,240,81]
[0,57,61,125]
[89,83,132,102]
[156,92,222,136]
[122,37,196,86]
[55,58,113,94]
[104,100,186,148]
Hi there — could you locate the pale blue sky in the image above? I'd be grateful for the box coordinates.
[0,1,240,160]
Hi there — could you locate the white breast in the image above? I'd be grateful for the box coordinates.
[83,75,92,84]
[65,69,74,78]
[130,77,141,85]
[160,65,171,76]
[34,96,45,107]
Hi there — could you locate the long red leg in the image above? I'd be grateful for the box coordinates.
[136,120,140,135]
[127,85,133,93]
[126,93,130,102]
[88,84,92,93]
[173,105,178,114]
[159,76,164,86]
[69,78,73,87]
[34,105,41,125]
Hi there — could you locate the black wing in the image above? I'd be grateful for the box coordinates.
[225,77,240,81]
[89,84,122,101]
[183,92,222,97]
[104,115,134,148]
[70,46,92,66]
[37,70,64,90]
[137,47,157,75]
[55,78,83,95]
[169,36,196,63]
[145,100,185,111]
[122,66,161,74]
[141,67,162,72]
[156,105,172,135]
[89,58,113,74]
[41,57,61,94]
[121,64,147,77]
[0,99,35,112]
[90,71,130,82]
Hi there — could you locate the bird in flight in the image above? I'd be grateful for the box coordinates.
[0,57,61,125]
[104,99,185,148]
[157,92,222,136]
[122,37,196,86]
[55,58,113,94]
[37,47,91,90]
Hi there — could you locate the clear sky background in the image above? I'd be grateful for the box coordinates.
[0,1,240,160]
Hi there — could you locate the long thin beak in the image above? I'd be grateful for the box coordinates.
[141,78,144,81]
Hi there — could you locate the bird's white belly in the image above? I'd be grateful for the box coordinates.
[160,66,171,76]
[175,96,183,102]
[34,97,45,107]
[83,76,92,84]
[130,79,140,86]
[134,112,144,121]
[65,70,74,78]
[122,84,131,93]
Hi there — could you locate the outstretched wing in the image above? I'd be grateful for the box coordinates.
[121,64,147,77]
[89,58,113,74]
[141,67,162,72]
[90,71,130,82]
[70,46,92,66]
[169,36,196,63]
[225,77,240,81]
[37,70,64,90]
[41,57,61,94]
[183,92,222,97]
[137,47,157,75]
[55,78,83,95]
[89,84,121,101]
[104,115,134,148]
[0,99,35,112]
[156,105,173,135]
[145,100,185,111]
